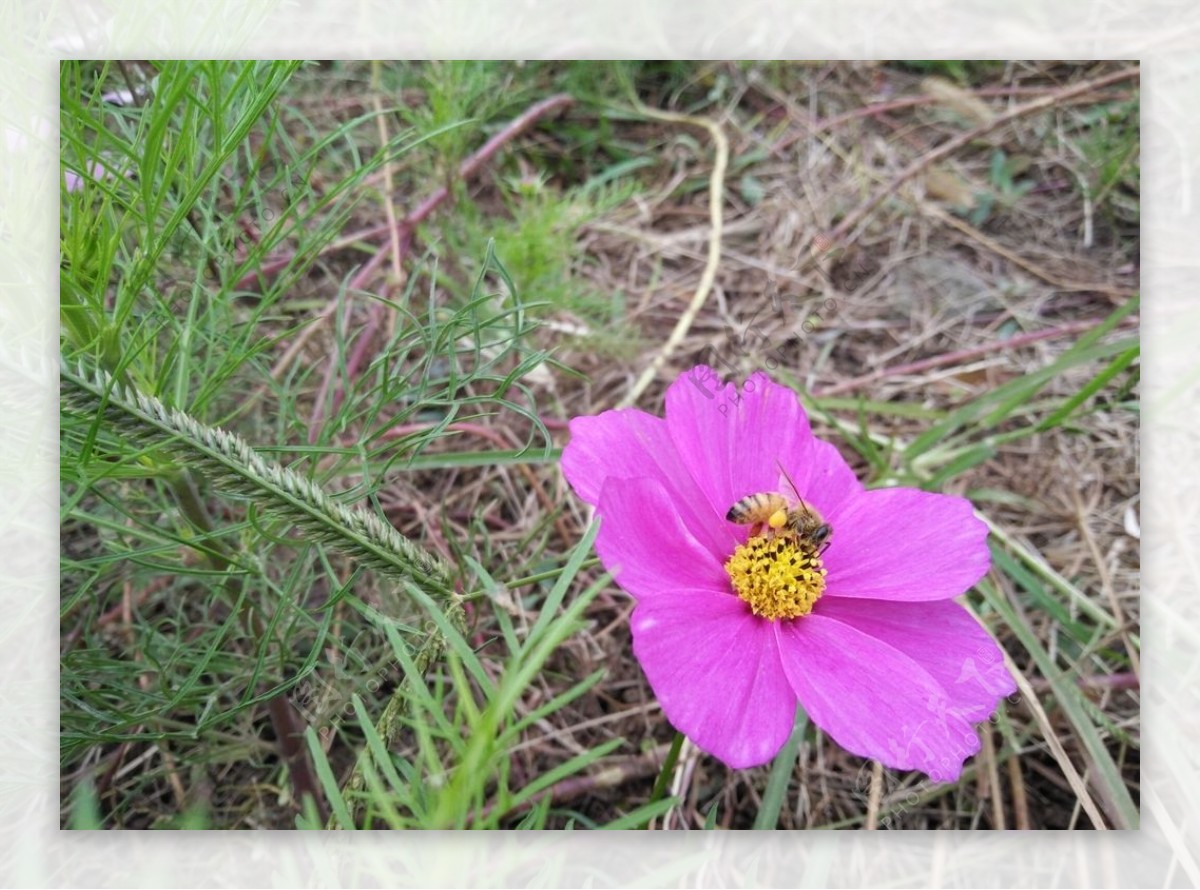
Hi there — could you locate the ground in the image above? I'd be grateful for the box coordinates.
[60,60,1139,830]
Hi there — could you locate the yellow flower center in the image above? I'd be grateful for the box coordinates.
[724,532,827,621]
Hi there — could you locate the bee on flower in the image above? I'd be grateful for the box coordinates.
[561,365,1015,781]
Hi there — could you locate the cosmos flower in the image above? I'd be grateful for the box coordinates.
[561,365,1015,782]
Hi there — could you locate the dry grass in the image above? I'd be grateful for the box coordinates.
[500,61,1136,829]
[369,61,1138,829]
[61,60,1139,829]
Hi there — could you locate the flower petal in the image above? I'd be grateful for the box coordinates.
[632,588,796,768]
[562,408,664,505]
[777,613,986,782]
[595,476,730,602]
[822,488,991,601]
[660,366,742,512]
[664,366,824,519]
[562,407,736,560]
[564,366,1010,784]
[814,597,1016,721]
[781,438,864,523]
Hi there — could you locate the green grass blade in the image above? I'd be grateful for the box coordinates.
[601,797,681,830]
[977,579,1139,828]
[1035,343,1140,431]
[305,726,355,829]
[61,360,455,594]
[754,705,809,829]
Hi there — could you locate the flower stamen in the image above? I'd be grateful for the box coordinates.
[725,531,827,621]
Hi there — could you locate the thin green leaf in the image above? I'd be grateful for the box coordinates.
[754,705,809,829]
[305,726,354,829]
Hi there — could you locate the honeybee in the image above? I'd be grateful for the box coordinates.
[725,463,832,553]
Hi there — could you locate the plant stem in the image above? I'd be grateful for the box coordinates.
[647,730,686,818]
[164,470,329,822]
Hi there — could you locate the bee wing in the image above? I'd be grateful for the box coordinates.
[775,459,819,518]
[775,459,802,502]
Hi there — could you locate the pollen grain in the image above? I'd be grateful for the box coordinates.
[724,532,827,621]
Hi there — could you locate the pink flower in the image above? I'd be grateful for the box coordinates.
[562,365,1015,782]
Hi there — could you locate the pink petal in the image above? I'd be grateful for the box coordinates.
[562,408,663,505]
[595,477,730,602]
[563,366,1008,783]
[777,613,986,782]
[822,488,991,601]
[665,366,822,519]
[780,438,864,524]
[562,408,736,560]
[660,366,742,512]
[814,597,1016,721]
[632,588,796,768]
